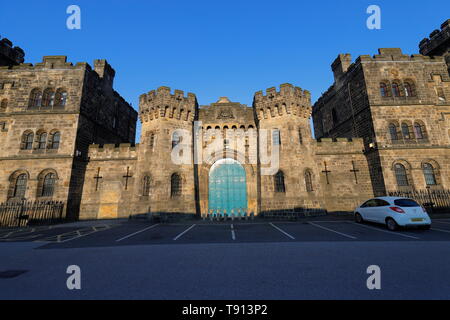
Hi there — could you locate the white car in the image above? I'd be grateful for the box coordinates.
[354,197,432,231]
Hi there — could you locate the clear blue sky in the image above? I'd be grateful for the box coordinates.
[1,0,449,140]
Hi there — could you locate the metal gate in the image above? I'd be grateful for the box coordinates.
[208,159,247,217]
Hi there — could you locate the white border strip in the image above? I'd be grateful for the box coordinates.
[173,224,196,241]
[348,222,419,240]
[116,224,160,242]
[308,222,357,240]
[269,223,295,240]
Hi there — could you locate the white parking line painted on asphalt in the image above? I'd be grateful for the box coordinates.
[431,228,450,234]
[348,222,420,240]
[269,223,295,240]
[173,224,196,241]
[308,222,357,240]
[231,224,236,241]
[433,220,450,225]
[116,224,160,242]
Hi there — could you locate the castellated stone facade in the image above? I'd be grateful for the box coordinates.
[79,84,373,219]
[313,20,450,197]
[2,19,449,220]
[0,50,137,219]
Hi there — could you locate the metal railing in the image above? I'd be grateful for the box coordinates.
[0,201,65,228]
[387,189,450,213]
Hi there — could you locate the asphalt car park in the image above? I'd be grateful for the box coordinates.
[1,217,450,248]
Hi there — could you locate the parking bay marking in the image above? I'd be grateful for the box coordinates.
[173,224,196,241]
[348,222,420,240]
[231,224,236,241]
[269,223,295,240]
[116,224,160,242]
[431,227,450,234]
[308,222,357,240]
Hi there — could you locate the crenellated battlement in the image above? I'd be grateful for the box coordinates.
[0,36,25,67]
[315,138,365,154]
[139,86,197,123]
[419,19,450,57]
[253,83,312,120]
[0,55,98,72]
[88,143,139,160]
[357,48,445,63]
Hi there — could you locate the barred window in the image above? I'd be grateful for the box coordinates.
[392,82,401,97]
[54,89,67,107]
[149,133,155,148]
[142,176,151,196]
[414,123,425,139]
[13,174,27,198]
[38,132,47,150]
[29,89,42,108]
[401,123,411,139]
[272,129,281,145]
[389,124,399,141]
[423,163,437,186]
[42,88,55,107]
[171,173,182,197]
[274,171,286,193]
[394,164,409,187]
[22,131,34,150]
[41,173,56,197]
[404,81,416,97]
[380,82,390,97]
[305,170,313,192]
[49,132,61,149]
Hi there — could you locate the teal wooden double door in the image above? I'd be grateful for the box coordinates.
[208,159,248,216]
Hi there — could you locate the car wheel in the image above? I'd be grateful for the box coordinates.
[386,218,398,231]
[355,213,363,224]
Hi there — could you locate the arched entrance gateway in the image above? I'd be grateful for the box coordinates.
[208,158,248,217]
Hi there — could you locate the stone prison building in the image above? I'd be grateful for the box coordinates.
[0,20,449,220]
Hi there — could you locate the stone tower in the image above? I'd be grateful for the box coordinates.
[253,84,316,212]
[138,87,198,214]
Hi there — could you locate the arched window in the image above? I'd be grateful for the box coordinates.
[413,123,425,140]
[28,89,42,108]
[42,88,55,107]
[54,89,67,107]
[380,82,389,97]
[37,132,47,150]
[41,173,56,197]
[423,163,437,186]
[394,164,409,187]
[274,171,286,193]
[171,173,182,197]
[49,131,61,149]
[389,123,399,141]
[305,170,313,192]
[172,131,181,149]
[392,82,401,97]
[21,131,34,150]
[404,81,416,97]
[272,129,281,145]
[13,174,28,199]
[298,128,303,145]
[142,176,151,196]
[0,99,7,112]
[331,108,339,125]
[401,123,411,139]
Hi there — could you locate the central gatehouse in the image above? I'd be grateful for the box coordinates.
[79,85,373,219]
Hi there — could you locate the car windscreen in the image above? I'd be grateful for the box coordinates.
[394,199,420,207]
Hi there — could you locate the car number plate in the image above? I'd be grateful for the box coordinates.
[411,218,424,222]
